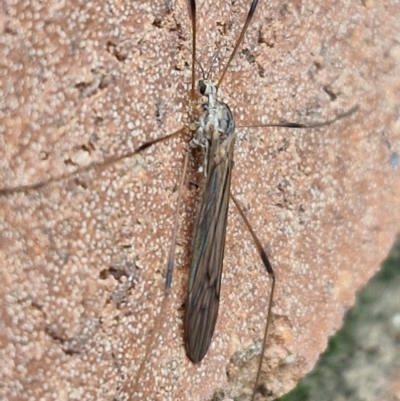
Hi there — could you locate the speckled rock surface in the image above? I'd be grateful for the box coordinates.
[0,1,399,401]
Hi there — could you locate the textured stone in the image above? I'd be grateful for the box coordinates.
[0,1,399,400]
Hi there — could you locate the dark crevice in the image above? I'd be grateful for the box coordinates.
[323,85,338,101]
[241,48,256,64]
[75,68,111,98]
[257,62,266,78]
[106,40,129,61]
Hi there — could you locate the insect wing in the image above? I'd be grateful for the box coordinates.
[185,130,236,362]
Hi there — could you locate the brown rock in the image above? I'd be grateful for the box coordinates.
[0,1,399,400]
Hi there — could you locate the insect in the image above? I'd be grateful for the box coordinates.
[0,0,358,400]
[127,0,357,399]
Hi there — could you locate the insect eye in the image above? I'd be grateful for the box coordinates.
[199,80,218,97]
[199,80,207,95]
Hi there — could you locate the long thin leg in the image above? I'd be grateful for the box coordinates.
[230,192,275,401]
[0,127,189,196]
[129,151,189,399]
[218,0,260,88]
[165,151,189,291]
[238,105,359,129]
[186,0,197,101]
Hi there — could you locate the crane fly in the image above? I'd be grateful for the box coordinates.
[129,0,357,399]
[0,0,358,400]
[126,1,275,398]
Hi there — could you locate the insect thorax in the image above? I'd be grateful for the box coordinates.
[190,80,235,150]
